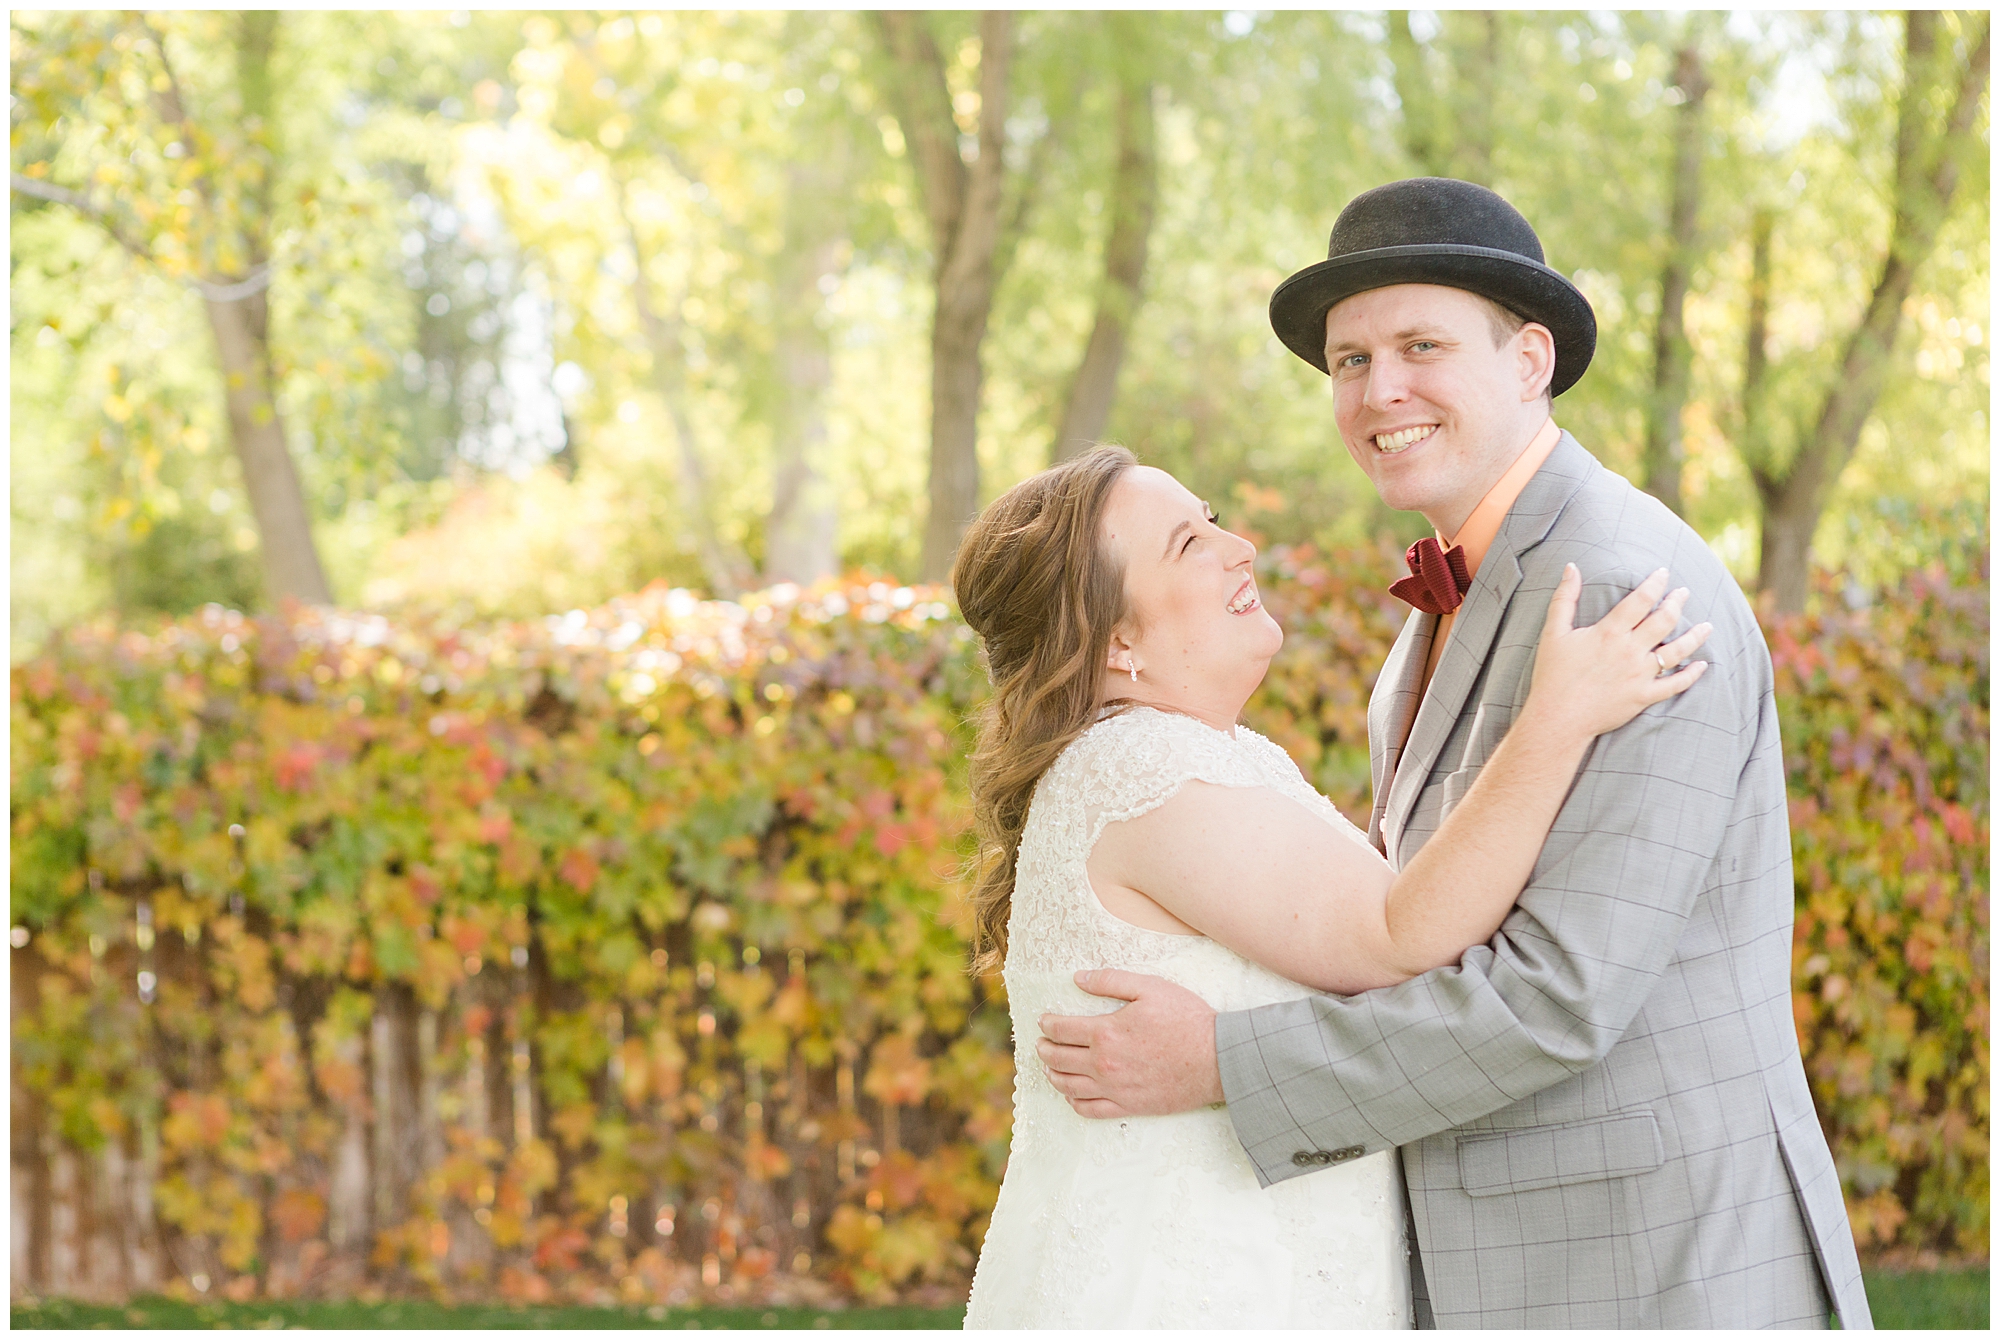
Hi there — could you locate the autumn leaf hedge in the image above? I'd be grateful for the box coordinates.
[1773,564,1990,1261]
[9,549,1987,1305]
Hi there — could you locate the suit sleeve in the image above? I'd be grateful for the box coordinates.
[1216,567,1759,1187]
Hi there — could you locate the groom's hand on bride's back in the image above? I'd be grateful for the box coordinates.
[1036,970,1224,1117]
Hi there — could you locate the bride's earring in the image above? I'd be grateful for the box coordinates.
[1128,658,1139,683]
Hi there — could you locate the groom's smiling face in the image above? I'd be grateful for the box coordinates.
[1323,283,1555,537]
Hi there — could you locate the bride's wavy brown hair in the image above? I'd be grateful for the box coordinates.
[952,446,1137,976]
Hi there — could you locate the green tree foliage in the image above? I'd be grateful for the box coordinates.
[10,11,524,633]
[1049,14,1161,464]
[1040,12,1408,550]
[471,11,927,595]
[11,13,1988,644]
[1377,11,1989,603]
[13,12,371,605]
[1738,12,1989,610]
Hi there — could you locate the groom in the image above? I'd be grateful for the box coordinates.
[1036,178,1871,1328]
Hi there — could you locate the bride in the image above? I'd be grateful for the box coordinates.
[951,446,1710,1329]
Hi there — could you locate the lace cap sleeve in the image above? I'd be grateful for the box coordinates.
[1234,724,1376,848]
[1040,707,1269,846]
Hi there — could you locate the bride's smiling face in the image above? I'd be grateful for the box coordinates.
[1099,466,1283,727]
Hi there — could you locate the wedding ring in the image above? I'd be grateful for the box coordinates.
[1653,651,1667,676]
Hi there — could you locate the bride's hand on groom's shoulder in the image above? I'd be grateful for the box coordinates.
[1524,563,1713,742]
[1036,970,1224,1118]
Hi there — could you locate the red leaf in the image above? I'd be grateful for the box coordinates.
[275,742,321,791]
[873,823,909,858]
[559,846,599,894]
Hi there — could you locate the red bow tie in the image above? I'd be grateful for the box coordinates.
[1390,537,1472,615]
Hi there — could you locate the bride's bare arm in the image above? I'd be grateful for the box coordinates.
[1087,565,1711,994]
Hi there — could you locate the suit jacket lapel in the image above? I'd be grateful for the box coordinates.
[1381,554,1523,865]
[1368,608,1432,853]
[1378,432,1598,866]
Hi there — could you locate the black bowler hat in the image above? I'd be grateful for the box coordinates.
[1269,177,1597,397]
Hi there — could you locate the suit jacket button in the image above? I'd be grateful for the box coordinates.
[1291,1151,1314,1167]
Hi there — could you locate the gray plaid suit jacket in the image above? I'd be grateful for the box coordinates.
[1216,434,1871,1329]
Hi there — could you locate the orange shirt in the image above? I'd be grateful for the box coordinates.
[1419,416,1562,694]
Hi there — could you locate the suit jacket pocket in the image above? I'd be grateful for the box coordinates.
[1438,701,1515,815]
[1456,1112,1663,1198]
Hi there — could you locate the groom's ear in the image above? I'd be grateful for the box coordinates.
[1516,322,1556,402]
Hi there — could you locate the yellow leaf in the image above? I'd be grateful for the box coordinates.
[487,1209,525,1248]
[508,1138,559,1197]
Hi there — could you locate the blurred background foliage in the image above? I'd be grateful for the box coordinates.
[7,5,1991,1309]
[9,10,1988,650]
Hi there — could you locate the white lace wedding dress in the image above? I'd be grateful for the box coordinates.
[963,706,1411,1329]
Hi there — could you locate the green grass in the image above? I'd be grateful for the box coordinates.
[12,1270,1987,1329]
[1860,1267,1988,1330]
[9,1297,966,1330]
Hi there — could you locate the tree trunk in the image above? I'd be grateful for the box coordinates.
[923,238,999,579]
[1052,43,1158,463]
[1454,13,1501,187]
[1388,13,1449,177]
[370,985,424,1236]
[925,11,1013,582]
[765,162,845,586]
[1754,482,1820,611]
[14,952,53,1292]
[1748,11,1989,610]
[417,1007,444,1173]
[1738,206,1775,460]
[613,172,752,597]
[203,291,333,606]
[18,14,334,608]
[1391,12,1502,185]
[235,13,278,179]
[550,411,580,481]
[1642,40,1709,516]
[131,1118,164,1292]
[327,1034,371,1252]
[48,1145,78,1295]
[210,11,331,608]
[874,11,1015,583]
[1740,204,1791,599]
[484,1008,515,1152]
